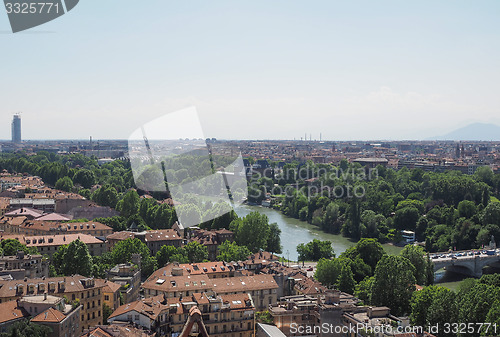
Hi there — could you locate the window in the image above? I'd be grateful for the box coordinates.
[134,315,139,320]
[98,300,101,306]
[72,294,75,300]
[98,311,101,317]
[104,295,109,301]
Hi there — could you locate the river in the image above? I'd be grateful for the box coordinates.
[234,204,402,261]
[233,204,481,290]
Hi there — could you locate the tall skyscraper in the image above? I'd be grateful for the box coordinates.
[11,114,21,143]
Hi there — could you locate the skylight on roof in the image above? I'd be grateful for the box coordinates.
[156,279,165,284]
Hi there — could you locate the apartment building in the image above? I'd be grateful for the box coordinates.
[190,228,234,261]
[21,294,82,337]
[108,292,255,337]
[0,251,49,280]
[106,263,141,304]
[19,220,112,237]
[96,279,122,311]
[106,230,183,255]
[142,264,278,311]
[0,275,106,332]
[0,233,106,257]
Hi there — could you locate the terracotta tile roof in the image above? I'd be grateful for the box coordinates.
[96,279,121,294]
[220,293,253,310]
[210,274,278,293]
[82,327,113,337]
[34,213,72,221]
[178,262,235,275]
[4,208,44,218]
[0,197,10,210]
[143,230,181,242]
[144,273,211,293]
[106,231,135,241]
[108,295,168,321]
[0,300,30,324]
[31,307,66,323]
[0,275,104,298]
[0,215,28,227]
[20,220,111,233]
[82,325,154,337]
[0,233,103,247]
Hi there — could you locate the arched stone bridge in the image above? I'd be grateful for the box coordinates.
[431,251,500,277]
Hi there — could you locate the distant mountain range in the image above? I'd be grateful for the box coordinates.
[430,123,500,141]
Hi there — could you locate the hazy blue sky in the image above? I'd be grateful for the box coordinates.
[1,1,500,140]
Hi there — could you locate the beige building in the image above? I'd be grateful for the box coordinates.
[0,251,49,280]
[108,292,255,337]
[142,264,278,311]
[106,263,141,304]
[0,275,106,332]
[21,294,82,337]
[96,279,122,311]
[19,220,113,237]
[0,233,106,257]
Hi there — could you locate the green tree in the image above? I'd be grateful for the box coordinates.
[103,303,113,324]
[117,190,140,218]
[217,241,251,262]
[371,255,416,316]
[1,239,37,256]
[231,212,271,252]
[322,202,340,233]
[52,239,93,277]
[183,241,208,263]
[110,238,155,276]
[355,276,374,305]
[352,238,385,271]
[297,239,334,262]
[458,200,477,219]
[426,288,458,337]
[410,285,442,329]
[156,245,182,267]
[400,245,434,286]
[484,300,500,335]
[266,223,282,254]
[474,165,494,186]
[481,201,500,226]
[0,319,51,337]
[54,176,73,192]
[394,206,420,230]
[338,262,356,294]
[73,169,96,189]
[314,258,341,287]
[457,283,500,337]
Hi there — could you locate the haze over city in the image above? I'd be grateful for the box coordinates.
[2,1,500,140]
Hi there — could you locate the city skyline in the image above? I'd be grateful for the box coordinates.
[2,1,500,140]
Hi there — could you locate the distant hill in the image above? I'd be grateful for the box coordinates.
[431,123,500,141]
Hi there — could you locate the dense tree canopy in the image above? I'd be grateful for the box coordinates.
[371,255,416,316]
[52,239,93,277]
[217,241,251,262]
[297,239,334,261]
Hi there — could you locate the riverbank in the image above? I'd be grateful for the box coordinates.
[234,204,403,261]
[234,204,485,289]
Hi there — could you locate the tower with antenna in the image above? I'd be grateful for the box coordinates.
[11,113,21,143]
